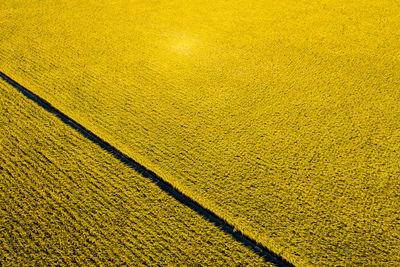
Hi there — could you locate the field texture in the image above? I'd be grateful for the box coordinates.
[1,0,400,265]
[0,79,266,265]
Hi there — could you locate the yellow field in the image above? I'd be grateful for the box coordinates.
[0,79,268,265]
[1,0,399,265]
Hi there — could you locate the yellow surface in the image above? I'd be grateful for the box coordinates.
[1,0,400,265]
[0,79,266,265]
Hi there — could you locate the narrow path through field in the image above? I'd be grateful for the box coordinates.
[0,71,292,267]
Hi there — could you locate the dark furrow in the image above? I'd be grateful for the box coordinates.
[0,71,293,267]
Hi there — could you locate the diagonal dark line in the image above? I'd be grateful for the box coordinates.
[0,71,293,267]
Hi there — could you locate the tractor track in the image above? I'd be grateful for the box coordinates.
[0,71,293,267]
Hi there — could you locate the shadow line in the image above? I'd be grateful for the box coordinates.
[0,71,293,267]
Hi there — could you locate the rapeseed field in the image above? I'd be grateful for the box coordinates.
[1,0,399,265]
[0,79,267,265]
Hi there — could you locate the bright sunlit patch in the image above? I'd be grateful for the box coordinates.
[169,34,197,55]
